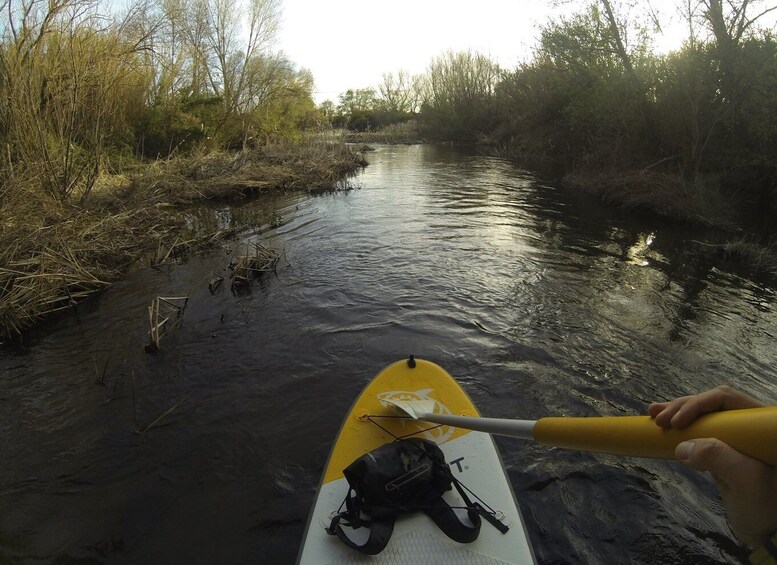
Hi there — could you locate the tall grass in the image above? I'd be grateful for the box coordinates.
[0,141,364,340]
[722,240,777,278]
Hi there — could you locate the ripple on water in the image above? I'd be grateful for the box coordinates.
[1,144,774,564]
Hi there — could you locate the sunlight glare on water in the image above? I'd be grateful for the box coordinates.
[1,144,775,564]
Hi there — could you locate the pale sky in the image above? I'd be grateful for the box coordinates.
[277,0,687,104]
[278,0,559,103]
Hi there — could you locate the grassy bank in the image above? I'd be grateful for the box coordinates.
[497,144,777,282]
[0,142,365,340]
[720,240,777,280]
[562,169,736,228]
[337,122,426,145]
[563,168,777,282]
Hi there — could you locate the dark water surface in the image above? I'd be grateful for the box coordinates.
[2,145,776,564]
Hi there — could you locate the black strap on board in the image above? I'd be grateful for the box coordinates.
[423,496,481,543]
[327,512,395,555]
[325,436,509,554]
[326,480,489,554]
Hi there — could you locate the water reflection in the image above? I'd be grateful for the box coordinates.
[1,145,775,564]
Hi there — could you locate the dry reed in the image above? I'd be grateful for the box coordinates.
[1,142,363,339]
[146,296,189,352]
[0,201,182,338]
[229,242,280,291]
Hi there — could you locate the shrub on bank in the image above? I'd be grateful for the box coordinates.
[563,170,736,228]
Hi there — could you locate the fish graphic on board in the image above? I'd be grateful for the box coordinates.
[377,388,455,444]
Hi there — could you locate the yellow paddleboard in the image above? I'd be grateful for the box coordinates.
[297,357,536,564]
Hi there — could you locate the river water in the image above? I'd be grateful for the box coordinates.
[2,144,776,564]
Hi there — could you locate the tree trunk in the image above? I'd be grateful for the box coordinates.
[598,0,657,148]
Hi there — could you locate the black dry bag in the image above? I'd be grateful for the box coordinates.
[326,438,483,555]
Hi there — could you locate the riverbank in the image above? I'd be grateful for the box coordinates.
[563,169,733,227]
[334,122,426,145]
[487,139,777,282]
[563,169,777,279]
[0,142,365,340]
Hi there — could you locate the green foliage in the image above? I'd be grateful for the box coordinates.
[538,5,622,77]
[0,0,323,201]
[333,89,375,130]
[489,4,658,165]
[338,89,378,114]
[480,1,777,218]
[137,97,214,158]
[329,89,414,132]
[651,44,721,177]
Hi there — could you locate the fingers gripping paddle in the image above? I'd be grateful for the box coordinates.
[384,399,777,465]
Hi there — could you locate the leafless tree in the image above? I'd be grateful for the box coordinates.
[378,71,415,113]
[195,0,280,117]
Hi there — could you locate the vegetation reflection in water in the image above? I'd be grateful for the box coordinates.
[1,151,775,565]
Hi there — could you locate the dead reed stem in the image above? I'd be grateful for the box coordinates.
[229,242,280,290]
[0,141,363,339]
[146,296,188,352]
[142,400,184,433]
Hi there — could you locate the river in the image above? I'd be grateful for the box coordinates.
[1,144,775,564]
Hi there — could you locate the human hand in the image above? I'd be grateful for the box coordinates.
[648,386,777,547]
[648,385,764,427]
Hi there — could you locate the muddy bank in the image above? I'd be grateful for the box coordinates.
[0,142,365,340]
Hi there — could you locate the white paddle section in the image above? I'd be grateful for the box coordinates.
[383,397,537,440]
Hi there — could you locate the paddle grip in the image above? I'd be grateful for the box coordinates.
[533,406,777,465]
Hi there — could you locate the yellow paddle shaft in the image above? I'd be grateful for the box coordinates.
[533,406,777,465]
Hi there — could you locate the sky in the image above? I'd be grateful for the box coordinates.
[277,0,687,104]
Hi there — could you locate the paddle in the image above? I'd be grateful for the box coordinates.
[384,398,777,465]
